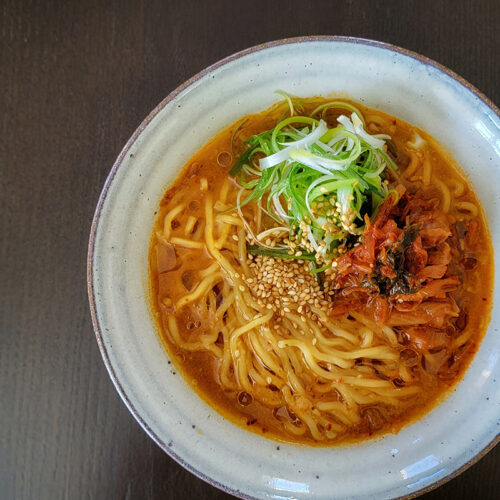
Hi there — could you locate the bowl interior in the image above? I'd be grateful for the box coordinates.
[89,38,500,500]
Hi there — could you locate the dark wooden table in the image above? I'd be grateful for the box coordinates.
[2,1,499,498]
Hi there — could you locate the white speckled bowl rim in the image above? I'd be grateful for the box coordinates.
[88,36,500,499]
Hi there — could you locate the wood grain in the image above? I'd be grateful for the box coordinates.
[1,0,498,499]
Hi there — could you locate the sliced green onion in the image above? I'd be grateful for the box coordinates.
[230,118,249,159]
[310,262,332,274]
[247,245,315,260]
[311,101,366,127]
[230,142,258,176]
[230,96,399,265]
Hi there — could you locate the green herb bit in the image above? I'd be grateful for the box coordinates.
[246,245,316,261]
[229,143,258,176]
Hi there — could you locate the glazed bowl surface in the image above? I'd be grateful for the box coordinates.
[88,37,500,500]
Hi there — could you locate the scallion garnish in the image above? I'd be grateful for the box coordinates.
[246,245,316,261]
[232,94,398,265]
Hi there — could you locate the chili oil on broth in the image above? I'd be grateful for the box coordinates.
[149,98,493,446]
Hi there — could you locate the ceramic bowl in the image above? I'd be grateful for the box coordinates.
[88,37,500,499]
